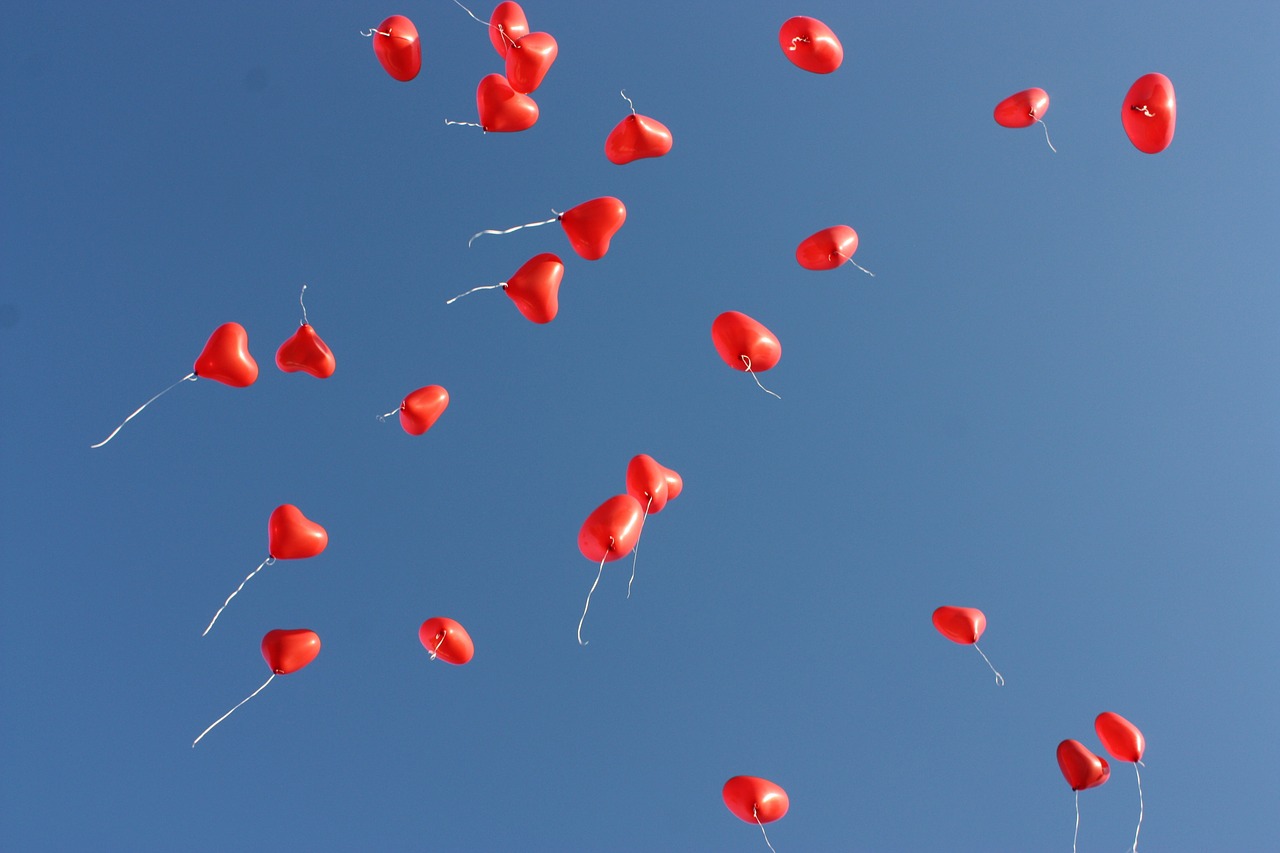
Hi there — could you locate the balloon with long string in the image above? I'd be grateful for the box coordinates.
[711,311,782,399]
[91,322,258,448]
[931,606,1005,685]
[623,454,682,597]
[276,285,335,378]
[446,74,539,133]
[192,629,320,747]
[448,0,526,57]
[446,253,564,324]
[795,226,875,277]
[1095,712,1147,852]
[606,90,673,165]
[468,196,626,260]
[1056,739,1110,853]
[576,495,644,645]
[723,776,789,853]
[202,504,328,636]
[378,385,450,435]
[418,617,475,665]
[993,88,1057,152]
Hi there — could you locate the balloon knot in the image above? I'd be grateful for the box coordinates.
[1131,104,1155,117]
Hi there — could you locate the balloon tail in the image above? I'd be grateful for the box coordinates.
[788,36,809,52]
[91,372,197,448]
[377,406,401,423]
[1131,104,1155,117]
[202,557,274,636]
[298,284,310,325]
[754,806,779,853]
[1073,790,1080,853]
[741,356,781,400]
[444,119,485,131]
[832,251,875,277]
[577,550,608,646]
[467,215,559,248]
[973,643,1005,686]
[360,29,391,38]
[446,283,507,305]
[620,89,636,115]
[192,673,275,747]
[1037,119,1057,153]
[1132,762,1144,852]
[627,497,651,599]
[428,633,446,661]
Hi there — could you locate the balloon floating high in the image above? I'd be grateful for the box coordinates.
[487,1,529,57]
[276,285,335,378]
[504,30,557,94]
[468,196,627,261]
[1057,739,1110,853]
[202,504,329,636]
[419,617,475,665]
[723,775,789,852]
[605,91,673,165]
[193,629,321,746]
[1096,712,1146,853]
[91,322,258,448]
[365,15,421,82]
[796,226,874,276]
[779,16,843,74]
[447,74,539,132]
[1122,73,1176,154]
[711,311,782,399]
[576,494,644,645]
[993,87,1056,152]
[622,454,682,597]
[381,386,450,435]
[931,606,1005,685]
[447,253,564,324]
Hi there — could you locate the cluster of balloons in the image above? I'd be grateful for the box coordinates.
[993,74,1177,154]
[1057,712,1147,852]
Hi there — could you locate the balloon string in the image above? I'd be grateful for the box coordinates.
[444,119,485,131]
[1073,790,1080,853]
[627,496,652,599]
[832,251,876,277]
[1131,104,1155,117]
[577,545,610,646]
[741,356,781,400]
[298,284,310,325]
[377,406,401,422]
[360,29,391,38]
[91,372,197,448]
[1132,762,1144,852]
[428,632,446,661]
[467,216,559,248]
[973,643,1005,686]
[202,557,274,636]
[788,36,808,52]
[620,89,636,115]
[192,673,275,747]
[449,0,516,47]
[446,283,507,304]
[754,806,779,853]
[1037,119,1057,153]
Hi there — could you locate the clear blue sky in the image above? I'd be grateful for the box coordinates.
[3,1,1277,850]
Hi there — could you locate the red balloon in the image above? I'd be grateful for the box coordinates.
[778,16,842,74]
[399,385,450,436]
[418,617,475,665]
[931,606,986,645]
[505,253,564,324]
[796,225,860,270]
[268,504,329,560]
[372,15,421,82]
[605,114,673,165]
[993,88,1050,128]
[1122,73,1176,154]
[261,628,321,675]
[1057,739,1110,791]
[626,454,670,513]
[578,495,644,563]
[722,776,789,824]
[711,311,781,372]
[505,31,557,94]
[663,466,684,501]
[488,1,529,57]
[559,197,626,261]
[1095,712,1145,763]
[275,324,335,378]
[194,322,258,387]
[476,73,539,133]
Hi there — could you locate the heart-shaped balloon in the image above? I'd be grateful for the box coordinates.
[400,385,450,435]
[931,606,986,645]
[605,114,673,165]
[418,617,475,665]
[779,16,843,74]
[1122,72,1176,154]
[796,225,860,270]
[578,495,644,563]
[372,15,421,82]
[994,87,1050,128]
[711,311,781,372]
[1057,740,1111,791]
[275,324,336,378]
[504,253,564,324]
[1095,712,1146,763]
[504,31,557,94]
[476,73,539,133]
[268,504,329,560]
[194,322,259,387]
[488,1,529,57]
[261,628,321,675]
[663,466,683,502]
[722,776,790,824]
[559,197,626,261]
[626,454,670,514]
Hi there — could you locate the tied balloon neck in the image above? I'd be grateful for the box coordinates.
[1131,104,1155,117]
[789,36,810,51]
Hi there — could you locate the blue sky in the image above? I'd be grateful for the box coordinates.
[3,1,1278,850]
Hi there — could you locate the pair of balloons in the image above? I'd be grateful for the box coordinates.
[470,196,627,261]
[487,2,557,95]
[995,74,1176,154]
[779,17,842,74]
[577,454,684,561]
[419,617,475,665]
[1057,712,1146,790]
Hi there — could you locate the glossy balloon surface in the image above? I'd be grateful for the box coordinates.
[504,253,563,324]
[711,311,781,372]
[663,467,684,501]
[578,495,644,562]
[626,454,670,513]
[505,32,557,94]
[418,617,475,665]
[372,15,421,82]
[488,2,529,57]
[1095,712,1145,763]
[796,225,859,270]
[276,324,335,378]
[261,629,321,675]
[722,776,790,824]
[605,114,673,164]
[559,197,626,261]
[931,606,986,645]
[194,322,259,387]
[268,504,329,560]
[476,74,539,133]
[993,88,1050,128]
[1057,739,1110,791]
[400,385,450,436]
[778,17,843,74]
[1122,73,1176,154]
